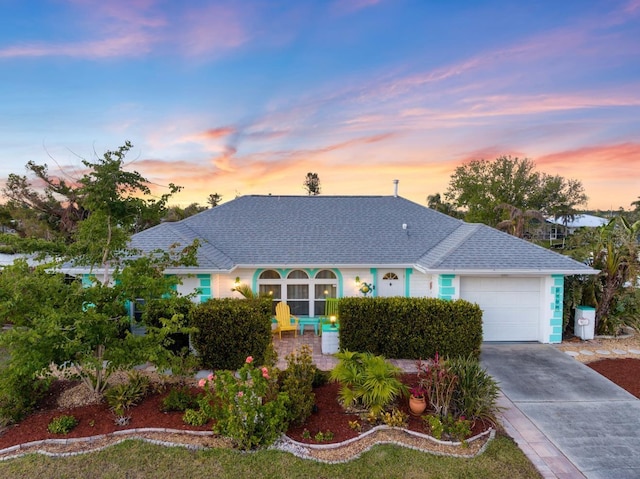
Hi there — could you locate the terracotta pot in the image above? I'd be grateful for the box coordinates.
[409,395,426,416]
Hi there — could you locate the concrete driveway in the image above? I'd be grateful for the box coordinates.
[481,343,640,479]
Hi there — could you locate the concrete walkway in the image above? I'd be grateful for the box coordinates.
[271,336,640,478]
[481,343,640,479]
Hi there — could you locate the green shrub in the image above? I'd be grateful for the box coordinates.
[143,297,194,354]
[47,415,78,434]
[380,408,408,428]
[209,357,290,450]
[312,368,329,388]
[190,298,272,370]
[329,351,407,415]
[182,408,209,426]
[448,356,500,425]
[424,414,471,443]
[161,386,200,412]
[0,373,50,426]
[338,297,482,359]
[280,345,316,425]
[105,371,150,417]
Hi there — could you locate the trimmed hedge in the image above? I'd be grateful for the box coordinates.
[338,297,482,359]
[190,298,272,370]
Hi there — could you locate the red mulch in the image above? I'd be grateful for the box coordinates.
[0,382,211,450]
[587,358,640,398]
[2,360,636,451]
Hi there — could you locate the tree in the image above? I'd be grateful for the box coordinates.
[207,192,223,207]
[1,161,87,242]
[0,142,199,423]
[565,216,640,334]
[426,193,461,218]
[163,203,208,222]
[444,156,587,229]
[495,204,546,239]
[303,172,321,196]
[67,142,181,284]
[0,142,178,249]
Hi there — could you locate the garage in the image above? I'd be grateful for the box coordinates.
[460,277,542,342]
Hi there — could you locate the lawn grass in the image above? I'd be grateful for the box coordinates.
[0,434,541,479]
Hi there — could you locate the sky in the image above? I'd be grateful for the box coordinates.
[0,0,639,211]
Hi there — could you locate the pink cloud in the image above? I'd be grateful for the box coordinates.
[0,1,251,60]
[177,4,250,57]
[200,127,236,140]
[536,143,640,179]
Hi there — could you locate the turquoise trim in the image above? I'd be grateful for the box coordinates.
[197,274,211,303]
[81,274,94,287]
[548,275,564,343]
[438,274,456,300]
[370,268,378,297]
[404,268,413,297]
[252,268,344,297]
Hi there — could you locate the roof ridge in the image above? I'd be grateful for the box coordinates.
[168,221,234,268]
[417,223,481,269]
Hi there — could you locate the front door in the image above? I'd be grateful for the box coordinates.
[378,270,404,297]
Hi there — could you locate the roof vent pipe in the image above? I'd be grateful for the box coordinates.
[393,179,399,197]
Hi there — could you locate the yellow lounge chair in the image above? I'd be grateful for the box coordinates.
[272,302,299,339]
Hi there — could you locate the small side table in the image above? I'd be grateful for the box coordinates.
[299,317,320,335]
[321,324,339,355]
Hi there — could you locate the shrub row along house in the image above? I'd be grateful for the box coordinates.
[67,194,596,343]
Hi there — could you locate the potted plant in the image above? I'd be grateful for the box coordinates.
[408,385,427,416]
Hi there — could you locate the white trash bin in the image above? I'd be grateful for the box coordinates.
[574,306,596,340]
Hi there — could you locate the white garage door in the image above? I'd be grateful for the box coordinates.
[460,277,541,341]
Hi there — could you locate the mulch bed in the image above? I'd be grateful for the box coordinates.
[587,358,640,398]
[3,359,635,459]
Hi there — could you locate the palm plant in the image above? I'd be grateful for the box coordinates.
[448,356,500,426]
[330,351,407,415]
[495,203,545,239]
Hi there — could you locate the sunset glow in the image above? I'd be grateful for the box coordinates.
[1,1,638,211]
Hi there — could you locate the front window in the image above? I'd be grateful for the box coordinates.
[256,268,339,316]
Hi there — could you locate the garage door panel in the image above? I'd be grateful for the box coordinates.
[460,277,541,342]
[463,292,539,308]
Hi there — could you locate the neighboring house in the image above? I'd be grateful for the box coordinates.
[67,195,597,344]
[546,214,610,236]
[536,214,610,245]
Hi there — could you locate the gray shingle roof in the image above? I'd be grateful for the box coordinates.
[129,195,594,274]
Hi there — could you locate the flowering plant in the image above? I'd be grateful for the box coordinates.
[409,385,427,398]
[416,352,458,417]
[205,356,289,450]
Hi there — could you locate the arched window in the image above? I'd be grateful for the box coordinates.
[383,272,399,280]
[256,268,340,316]
[287,270,309,279]
[259,270,280,279]
[258,270,281,301]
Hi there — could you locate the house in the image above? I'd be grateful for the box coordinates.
[71,195,597,344]
[546,214,610,236]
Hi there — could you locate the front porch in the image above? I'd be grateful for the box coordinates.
[271,333,418,372]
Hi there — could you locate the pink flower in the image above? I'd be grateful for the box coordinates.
[237,391,244,397]
[246,356,253,364]
[207,373,215,382]
[261,367,270,379]
[198,378,206,388]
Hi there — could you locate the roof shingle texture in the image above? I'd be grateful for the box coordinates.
[129,195,593,273]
